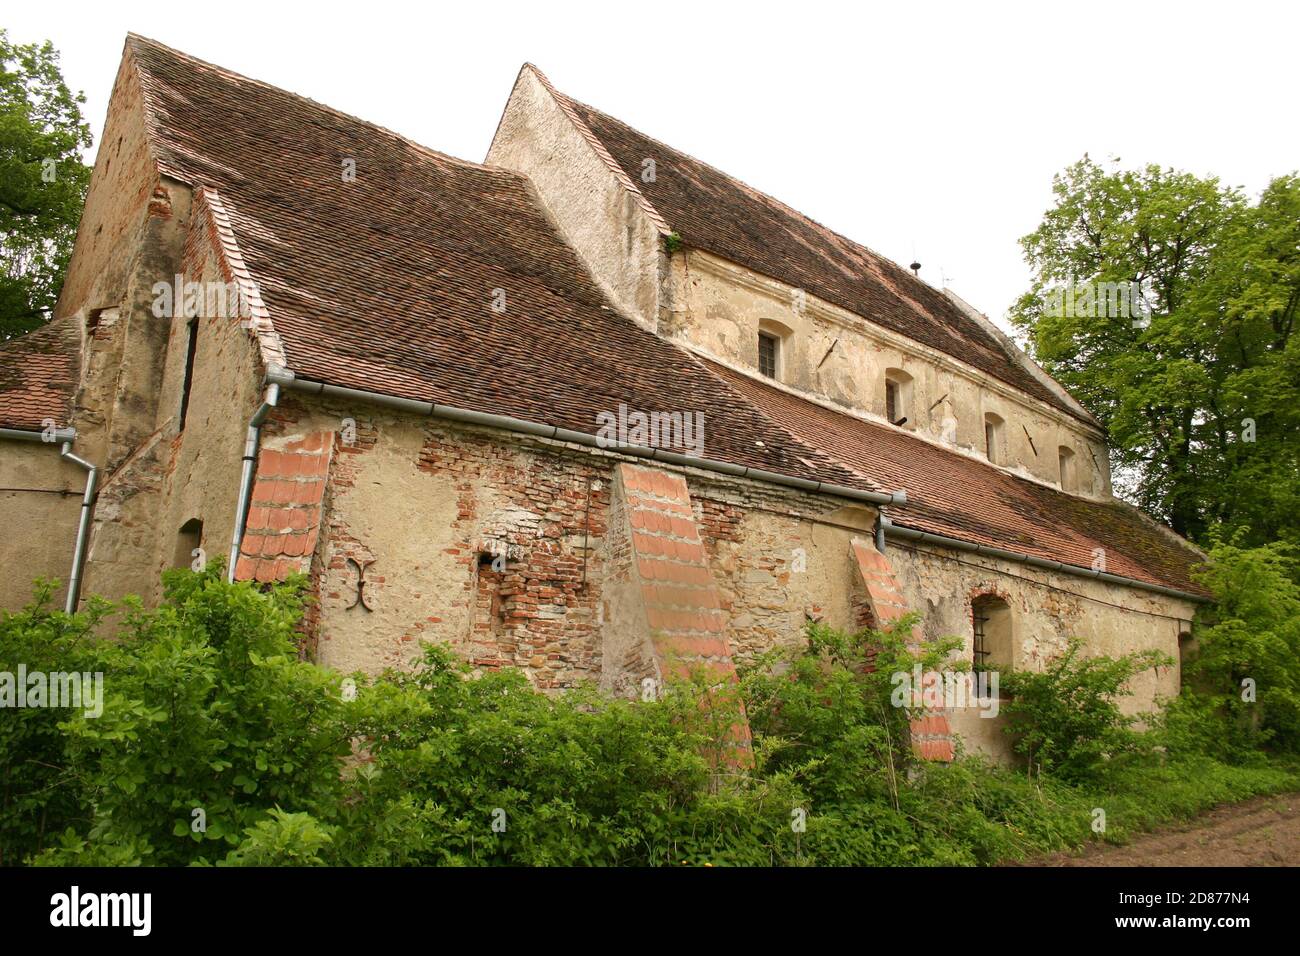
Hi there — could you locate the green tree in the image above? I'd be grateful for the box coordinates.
[0,30,91,338]
[1010,157,1300,550]
[1167,539,1300,758]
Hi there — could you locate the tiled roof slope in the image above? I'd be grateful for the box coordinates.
[0,319,81,430]
[708,360,1207,597]
[123,36,871,486]
[123,38,1202,596]
[553,87,1090,424]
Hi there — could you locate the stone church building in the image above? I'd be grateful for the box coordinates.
[0,36,1207,759]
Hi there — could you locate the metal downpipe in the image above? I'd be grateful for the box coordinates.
[58,442,97,614]
[227,383,280,582]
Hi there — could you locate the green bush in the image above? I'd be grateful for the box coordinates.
[0,581,115,864]
[4,565,1297,867]
[1171,539,1300,757]
[999,637,1171,783]
[4,564,357,866]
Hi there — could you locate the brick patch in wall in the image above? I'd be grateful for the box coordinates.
[850,536,953,762]
[615,463,751,758]
[234,431,333,583]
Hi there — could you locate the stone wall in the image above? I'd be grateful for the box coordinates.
[0,441,84,610]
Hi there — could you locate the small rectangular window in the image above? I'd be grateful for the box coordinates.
[758,332,778,378]
[1058,447,1077,492]
[886,381,899,423]
[985,422,997,463]
[972,605,990,669]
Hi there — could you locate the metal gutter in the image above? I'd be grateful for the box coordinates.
[879,515,1210,604]
[263,366,909,508]
[1,426,77,444]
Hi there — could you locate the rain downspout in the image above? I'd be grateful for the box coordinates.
[0,426,93,614]
[227,382,280,582]
[59,443,97,614]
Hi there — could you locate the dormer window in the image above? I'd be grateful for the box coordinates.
[758,331,779,378]
[984,413,1005,464]
[1058,445,1077,493]
[883,368,912,427]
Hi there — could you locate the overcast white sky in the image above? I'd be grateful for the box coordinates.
[7,1,1297,332]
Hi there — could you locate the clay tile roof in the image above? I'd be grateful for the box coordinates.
[706,360,1207,597]
[122,36,870,483]
[0,318,81,431]
[546,81,1092,425]
[122,37,1203,596]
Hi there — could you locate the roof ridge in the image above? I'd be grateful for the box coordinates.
[125,34,515,181]
[522,64,672,236]
[556,82,1097,426]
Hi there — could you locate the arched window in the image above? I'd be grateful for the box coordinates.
[1058,445,1076,493]
[983,412,1005,464]
[972,594,1013,672]
[884,368,913,427]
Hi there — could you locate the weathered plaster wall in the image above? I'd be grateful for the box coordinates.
[11,48,206,611]
[671,250,1111,498]
[225,394,1186,762]
[887,539,1194,760]
[56,47,160,327]
[261,396,611,685]
[0,442,83,610]
[145,222,265,595]
[79,191,263,607]
[486,67,665,330]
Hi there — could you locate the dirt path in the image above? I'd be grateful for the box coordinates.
[1028,792,1300,866]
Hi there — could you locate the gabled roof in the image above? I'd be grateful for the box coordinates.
[0,318,80,430]
[529,67,1093,426]
[101,38,1202,596]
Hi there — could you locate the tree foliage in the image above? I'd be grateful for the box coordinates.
[1010,157,1300,550]
[0,29,91,338]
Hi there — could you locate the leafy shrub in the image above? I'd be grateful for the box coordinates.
[0,583,115,864]
[741,614,960,810]
[6,564,357,866]
[218,809,335,866]
[1171,539,1300,757]
[999,638,1171,783]
[5,566,1298,868]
